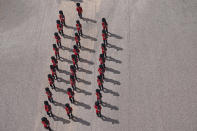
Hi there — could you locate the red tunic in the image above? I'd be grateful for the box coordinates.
[45,105,51,112]
[102,33,107,40]
[65,107,72,114]
[76,23,81,31]
[59,14,65,23]
[97,79,102,86]
[94,105,101,113]
[67,91,74,98]
[76,7,83,14]
[102,22,107,29]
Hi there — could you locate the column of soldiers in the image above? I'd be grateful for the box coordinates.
[94,18,108,117]
[41,3,83,130]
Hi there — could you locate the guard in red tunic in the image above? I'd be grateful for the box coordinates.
[99,54,105,68]
[56,20,63,35]
[101,43,107,58]
[102,18,108,33]
[44,101,53,117]
[70,74,76,90]
[54,32,61,48]
[70,65,78,81]
[65,103,73,119]
[98,64,105,79]
[67,88,75,103]
[48,74,56,90]
[53,44,60,59]
[96,89,102,104]
[75,33,81,48]
[76,20,83,36]
[73,45,80,60]
[51,56,59,71]
[102,30,108,44]
[50,65,57,80]
[45,87,54,103]
[76,3,83,19]
[97,75,104,90]
[41,117,51,130]
[59,10,66,26]
[72,54,79,69]
[94,101,102,117]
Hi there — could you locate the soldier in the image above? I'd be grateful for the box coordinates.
[67,88,75,103]
[76,20,83,36]
[76,3,83,18]
[50,65,57,80]
[48,74,56,90]
[41,117,51,130]
[98,64,105,79]
[75,33,81,48]
[45,87,54,103]
[65,103,73,119]
[59,10,66,26]
[99,54,105,68]
[51,56,59,71]
[70,74,76,90]
[56,20,63,35]
[96,89,102,104]
[102,18,108,33]
[97,75,104,90]
[71,54,79,69]
[53,44,60,59]
[94,101,102,117]
[102,30,108,44]
[54,32,61,48]
[101,43,107,57]
[70,65,78,81]
[73,45,80,61]
[44,101,53,117]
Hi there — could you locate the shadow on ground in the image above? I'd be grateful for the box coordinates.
[103,88,119,96]
[106,67,120,74]
[102,102,119,110]
[104,77,121,85]
[101,115,119,124]
[74,100,91,109]
[76,87,92,96]
[53,114,70,124]
[72,116,91,126]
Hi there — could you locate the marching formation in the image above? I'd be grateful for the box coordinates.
[41,3,112,130]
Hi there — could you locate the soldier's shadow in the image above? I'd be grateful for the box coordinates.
[108,32,123,39]
[82,34,97,41]
[104,77,121,85]
[82,17,97,23]
[106,67,120,74]
[57,77,70,84]
[61,46,73,52]
[78,67,92,74]
[72,116,91,126]
[74,100,91,110]
[52,114,70,124]
[103,87,119,96]
[80,58,94,65]
[81,46,96,53]
[53,100,65,109]
[78,78,91,85]
[101,115,119,124]
[55,87,67,94]
[58,68,70,75]
[101,102,119,110]
[106,56,122,64]
[107,43,123,51]
[76,87,92,96]
[59,57,73,64]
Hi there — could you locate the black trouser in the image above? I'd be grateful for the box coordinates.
[61,21,66,26]
[47,111,53,117]
[97,98,102,104]
[52,74,57,80]
[48,97,54,103]
[96,111,101,117]
[76,42,81,48]
[57,42,61,48]
[74,63,79,70]
[55,65,59,71]
[59,30,63,35]
[99,84,103,90]
[78,30,83,36]
[55,53,60,59]
[103,39,107,45]
[71,84,76,91]
[50,83,56,90]
[67,113,73,119]
[102,52,106,57]
[69,97,75,103]
[78,12,82,18]
[73,73,78,81]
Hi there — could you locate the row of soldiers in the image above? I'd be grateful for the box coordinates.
[95,18,108,117]
[41,3,83,130]
[41,2,110,130]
